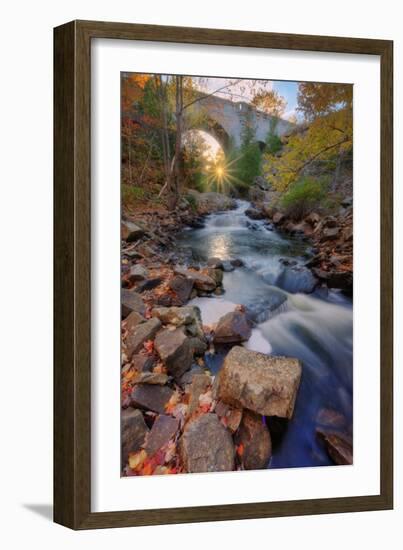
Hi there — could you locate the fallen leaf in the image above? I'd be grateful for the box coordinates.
[143,340,154,354]
[128,449,147,470]
[236,443,244,457]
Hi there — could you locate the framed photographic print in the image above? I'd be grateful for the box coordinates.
[54,20,393,529]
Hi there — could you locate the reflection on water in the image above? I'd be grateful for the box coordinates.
[178,200,353,469]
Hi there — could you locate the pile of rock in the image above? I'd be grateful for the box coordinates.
[121,286,303,475]
[245,194,353,295]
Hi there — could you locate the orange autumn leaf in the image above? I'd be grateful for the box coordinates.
[140,462,154,476]
[164,391,180,414]
[236,443,244,457]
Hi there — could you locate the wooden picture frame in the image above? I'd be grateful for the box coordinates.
[54,19,393,529]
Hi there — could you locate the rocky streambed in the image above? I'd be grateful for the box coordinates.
[121,196,353,476]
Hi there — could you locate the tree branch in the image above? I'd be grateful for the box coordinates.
[182,79,243,110]
[296,137,350,175]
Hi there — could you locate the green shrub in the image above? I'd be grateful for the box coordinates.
[265,133,282,155]
[234,142,262,191]
[122,184,146,206]
[184,193,198,212]
[281,176,328,221]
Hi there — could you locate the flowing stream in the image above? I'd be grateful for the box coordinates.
[178,200,353,469]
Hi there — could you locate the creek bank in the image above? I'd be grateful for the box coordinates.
[247,179,353,296]
[121,191,353,476]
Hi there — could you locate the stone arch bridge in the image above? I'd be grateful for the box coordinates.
[188,92,293,150]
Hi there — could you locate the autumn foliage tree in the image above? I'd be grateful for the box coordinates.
[263,83,353,192]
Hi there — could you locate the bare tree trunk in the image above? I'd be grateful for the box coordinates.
[139,137,154,186]
[167,75,184,209]
[127,135,133,185]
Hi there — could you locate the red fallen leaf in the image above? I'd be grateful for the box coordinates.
[166,466,179,475]
[236,443,244,457]
[143,340,154,354]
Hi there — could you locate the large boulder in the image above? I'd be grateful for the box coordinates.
[125,317,161,358]
[276,266,318,294]
[213,311,252,345]
[179,413,235,473]
[121,408,149,469]
[217,346,302,419]
[174,267,216,292]
[121,289,146,318]
[131,384,175,414]
[154,328,193,378]
[235,410,272,470]
[121,221,145,242]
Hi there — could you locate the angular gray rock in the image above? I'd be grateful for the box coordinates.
[273,212,285,224]
[276,266,318,294]
[213,311,252,344]
[124,311,145,333]
[179,413,235,473]
[152,306,203,336]
[322,227,340,240]
[134,372,169,385]
[144,415,179,457]
[128,264,148,282]
[217,346,302,419]
[235,410,272,470]
[245,207,265,220]
[187,373,211,415]
[121,221,145,242]
[168,275,194,303]
[317,430,353,465]
[154,328,193,379]
[174,267,216,292]
[121,289,146,318]
[121,408,149,469]
[125,317,161,358]
[188,336,208,356]
[206,267,223,285]
[131,354,155,373]
[207,257,224,270]
[131,384,175,414]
